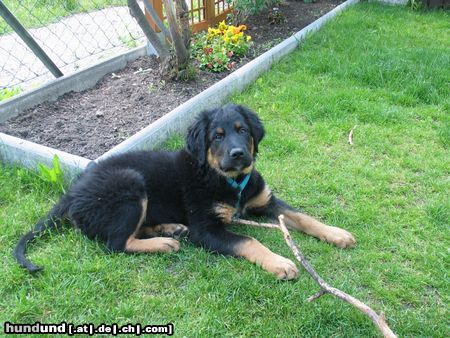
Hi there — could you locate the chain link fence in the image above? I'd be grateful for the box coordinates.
[0,0,147,95]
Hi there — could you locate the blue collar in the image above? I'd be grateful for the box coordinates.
[226,173,251,213]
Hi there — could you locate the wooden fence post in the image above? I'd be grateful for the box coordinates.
[204,0,215,27]
[145,0,164,32]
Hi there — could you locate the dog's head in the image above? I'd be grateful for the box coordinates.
[186,104,265,178]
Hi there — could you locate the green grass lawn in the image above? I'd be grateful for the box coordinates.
[1,3,449,336]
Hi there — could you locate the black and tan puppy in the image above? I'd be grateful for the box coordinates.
[15,104,355,279]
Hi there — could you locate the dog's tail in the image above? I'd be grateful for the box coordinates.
[14,202,67,273]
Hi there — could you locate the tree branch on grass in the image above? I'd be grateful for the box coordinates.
[233,216,398,338]
[348,124,357,145]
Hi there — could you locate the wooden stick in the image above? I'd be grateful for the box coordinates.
[348,124,357,145]
[233,218,279,229]
[233,216,397,338]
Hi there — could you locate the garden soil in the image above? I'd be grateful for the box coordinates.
[0,0,342,159]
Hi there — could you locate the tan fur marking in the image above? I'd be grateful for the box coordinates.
[207,148,220,170]
[138,226,159,237]
[208,148,253,178]
[125,198,180,253]
[283,210,356,248]
[241,163,254,175]
[243,185,271,212]
[139,223,188,238]
[216,127,224,134]
[234,237,298,280]
[125,237,180,253]
[213,203,236,223]
[156,223,187,234]
[131,198,148,237]
[235,122,242,129]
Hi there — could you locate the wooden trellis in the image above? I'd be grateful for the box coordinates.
[145,0,233,33]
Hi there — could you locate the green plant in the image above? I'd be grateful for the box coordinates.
[37,155,66,193]
[196,44,230,72]
[34,0,80,11]
[119,33,139,49]
[268,7,286,24]
[192,21,252,72]
[232,0,266,16]
[0,87,22,101]
[179,63,198,81]
[408,0,423,10]
[228,0,283,22]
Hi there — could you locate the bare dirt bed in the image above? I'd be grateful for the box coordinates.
[0,0,342,159]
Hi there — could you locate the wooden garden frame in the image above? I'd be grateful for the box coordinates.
[145,0,233,33]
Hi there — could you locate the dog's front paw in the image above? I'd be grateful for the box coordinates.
[323,226,356,248]
[262,254,299,280]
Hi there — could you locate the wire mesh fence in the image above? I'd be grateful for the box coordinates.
[0,0,146,94]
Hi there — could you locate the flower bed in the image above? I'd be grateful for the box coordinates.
[0,0,343,160]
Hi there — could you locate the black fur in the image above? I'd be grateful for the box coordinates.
[15,103,287,272]
[186,109,211,166]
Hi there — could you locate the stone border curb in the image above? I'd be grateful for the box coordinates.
[0,45,147,123]
[0,132,91,179]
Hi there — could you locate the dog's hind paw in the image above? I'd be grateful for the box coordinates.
[156,223,189,239]
[125,237,180,253]
[150,237,181,253]
[323,226,356,248]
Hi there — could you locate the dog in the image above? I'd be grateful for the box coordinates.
[15,104,355,279]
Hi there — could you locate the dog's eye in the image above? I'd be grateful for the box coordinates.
[238,127,248,135]
[215,133,224,141]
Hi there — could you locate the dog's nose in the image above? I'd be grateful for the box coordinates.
[230,148,244,159]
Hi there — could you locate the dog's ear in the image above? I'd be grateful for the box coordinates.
[238,105,265,153]
[186,110,212,165]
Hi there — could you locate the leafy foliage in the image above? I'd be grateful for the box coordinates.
[407,0,423,10]
[192,21,252,72]
[37,155,66,193]
[227,0,282,22]
[0,87,22,101]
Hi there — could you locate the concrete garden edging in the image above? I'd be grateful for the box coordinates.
[0,132,91,176]
[0,0,359,179]
[376,0,408,5]
[0,45,148,123]
[0,45,148,179]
